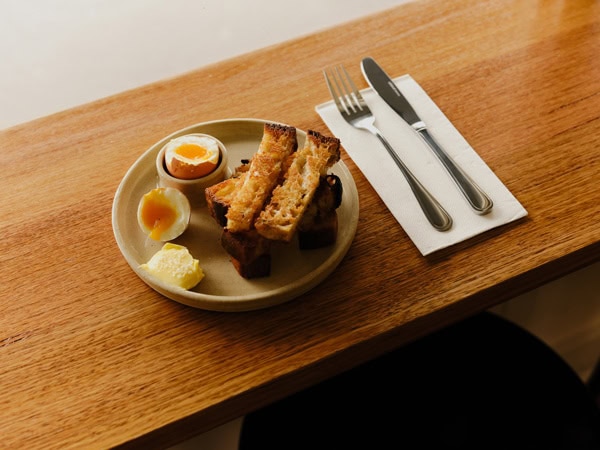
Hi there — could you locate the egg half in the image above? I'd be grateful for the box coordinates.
[137,187,190,241]
[164,134,220,179]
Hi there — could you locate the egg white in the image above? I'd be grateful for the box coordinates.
[137,187,191,241]
[164,134,220,178]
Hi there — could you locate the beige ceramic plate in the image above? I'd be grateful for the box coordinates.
[112,118,359,312]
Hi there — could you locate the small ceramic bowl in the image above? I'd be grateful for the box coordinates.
[156,133,228,207]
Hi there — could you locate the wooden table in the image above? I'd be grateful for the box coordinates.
[2,0,598,447]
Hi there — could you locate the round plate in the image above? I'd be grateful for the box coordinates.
[111,118,359,312]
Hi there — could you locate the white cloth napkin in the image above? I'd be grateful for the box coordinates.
[316,74,528,255]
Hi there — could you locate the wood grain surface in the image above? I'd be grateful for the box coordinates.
[1,0,599,448]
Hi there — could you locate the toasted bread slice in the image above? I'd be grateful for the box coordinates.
[297,174,343,249]
[205,159,252,226]
[221,229,272,278]
[221,229,271,263]
[299,174,343,225]
[254,130,340,242]
[230,254,271,279]
[225,123,298,233]
[298,211,338,250]
[205,175,245,227]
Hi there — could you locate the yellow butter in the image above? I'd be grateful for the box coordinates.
[140,243,204,290]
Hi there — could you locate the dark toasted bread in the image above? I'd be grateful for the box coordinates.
[298,174,342,249]
[221,229,271,278]
[254,130,340,242]
[205,175,243,227]
[205,125,343,278]
[225,123,298,233]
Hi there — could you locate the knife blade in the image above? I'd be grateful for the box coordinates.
[360,57,493,214]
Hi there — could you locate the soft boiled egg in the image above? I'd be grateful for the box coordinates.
[137,187,190,241]
[164,134,220,179]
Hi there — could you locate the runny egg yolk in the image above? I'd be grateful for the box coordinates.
[140,191,178,241]
[175,143,209,160]
[137,187,190,241]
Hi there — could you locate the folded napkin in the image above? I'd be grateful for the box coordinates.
[316,74,528,255]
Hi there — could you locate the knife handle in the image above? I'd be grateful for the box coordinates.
[415,126,493,215]
[371,129,453,231]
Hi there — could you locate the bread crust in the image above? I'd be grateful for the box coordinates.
[254,130,340,242]
[297,174,342,249]
[221,229,271,278]
[205,175,245,227]
[298,211,338,250]
[225,123,297,233]
[204,124,342,278]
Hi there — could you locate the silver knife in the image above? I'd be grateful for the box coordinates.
[360,57,493,215]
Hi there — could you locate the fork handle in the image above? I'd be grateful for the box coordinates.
[416,127,493,215]
[373,130,453,231]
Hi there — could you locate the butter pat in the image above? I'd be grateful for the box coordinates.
[140,243,204,290]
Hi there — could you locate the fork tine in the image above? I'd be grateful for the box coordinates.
[334,66,357,113]
[334,65,361,114]
[323,68,347,115]
[341,65,367,113]
[334,66,358,113]
[330,67,351,113]
[324,65,366,116]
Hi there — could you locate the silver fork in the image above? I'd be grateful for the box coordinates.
[323,65,452,231]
